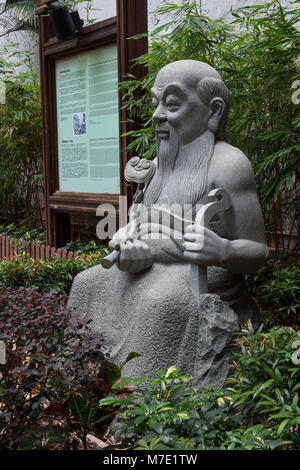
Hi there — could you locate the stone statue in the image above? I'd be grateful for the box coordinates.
[68,60,268,388]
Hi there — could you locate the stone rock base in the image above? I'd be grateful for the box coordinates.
[193,295,238,388]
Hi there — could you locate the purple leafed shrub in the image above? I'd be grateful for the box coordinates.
[0,286,109,449]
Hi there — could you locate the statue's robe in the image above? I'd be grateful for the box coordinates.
[68,217,259,388]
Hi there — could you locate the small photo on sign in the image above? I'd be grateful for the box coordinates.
[73,112,87,136]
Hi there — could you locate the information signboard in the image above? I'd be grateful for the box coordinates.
[55,44,120,193]
[38,1,148,246]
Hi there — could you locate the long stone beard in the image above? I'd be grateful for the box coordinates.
[143,129,215,207]
[143,125,180,207]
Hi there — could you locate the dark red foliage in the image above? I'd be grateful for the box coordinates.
[0,286,108,449]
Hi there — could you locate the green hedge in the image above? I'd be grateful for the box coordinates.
[245,255,300,327]
[0,253,107,294]
[0,251,298,326]
[100,324,300,450]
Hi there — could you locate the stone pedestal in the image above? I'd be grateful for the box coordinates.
[193,295,238,388]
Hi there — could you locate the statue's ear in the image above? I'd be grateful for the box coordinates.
[208,97,225,134]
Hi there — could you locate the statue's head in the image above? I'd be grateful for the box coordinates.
[144,60,231,207]
[151,60,230,144]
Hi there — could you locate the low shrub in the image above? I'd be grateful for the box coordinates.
[0,69,43,226]
[227,322,300,446]
[245,254,300,327]
[0,286,137,449]
[0,285,143,449]
[0,252,108,294]
[0,222,46,246]
[100,323,300,450]
[100,367,239,450]
[0,223,107,255]
[60,239,108,256]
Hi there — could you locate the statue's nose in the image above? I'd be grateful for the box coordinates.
[152,106,167,124]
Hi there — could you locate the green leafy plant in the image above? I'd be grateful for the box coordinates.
[0,252,108,294]
[60,239,109,255]
[0,285,139,449]
[0,0,38,36]
[0,222,46,245]
[0,286,108,449]
[119,0,300,253]
[0,223,109,255]
[48,352,140,450]
[0,65,43,227]
[99,366,291,450]
[245,254,300,327]
[100,322,300,450]
[227,321,300,448]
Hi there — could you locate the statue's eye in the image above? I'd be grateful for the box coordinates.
[166,95,181,111]
[167,103,179,111]
[152,100,158,109]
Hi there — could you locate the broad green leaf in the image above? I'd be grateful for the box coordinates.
[101,360,121,387]
[277,419,290,436]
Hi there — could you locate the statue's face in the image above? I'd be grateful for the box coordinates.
[151,72,210,146]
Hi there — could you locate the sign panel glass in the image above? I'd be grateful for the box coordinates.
[56,44,120,193]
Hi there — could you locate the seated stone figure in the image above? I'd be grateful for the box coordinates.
[68,60,268,388]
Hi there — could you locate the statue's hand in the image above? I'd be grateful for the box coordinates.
[108,225,132,251]
[117,240,153,273]
[183,224,229,267]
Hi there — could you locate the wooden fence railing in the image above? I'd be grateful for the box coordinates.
[0,236,79,260]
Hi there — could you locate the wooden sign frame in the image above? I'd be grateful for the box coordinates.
[37,0,148,246]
